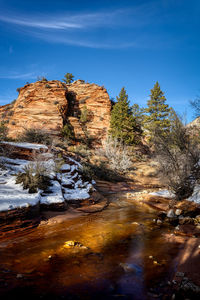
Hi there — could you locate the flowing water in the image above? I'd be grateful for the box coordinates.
[0,194,178,299]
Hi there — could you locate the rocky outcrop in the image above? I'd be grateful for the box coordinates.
[0,80,68,137]
[0,79,111,145]
[67,80,111,143]
[0,141,48,160]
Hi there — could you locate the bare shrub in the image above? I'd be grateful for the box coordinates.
[16,161,51,193]
[154,113,200,200]
[19,128,52,145]
[99,137,132,173]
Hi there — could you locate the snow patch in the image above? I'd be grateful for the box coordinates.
[63,188,90,201]
[40,180,64,204]
[149,189,175,199]
[0,156,29,173]
[188,184,200,204]
[61,177,74,186]
[60,164,71,171]
[68,157,82,168]
[0,148,95,212]
[0,173,40,212]
[1,141,48,150]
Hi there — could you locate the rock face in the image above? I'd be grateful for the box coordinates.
[0,79,111,145]
[0,80,68,137]
[67,80,111,143]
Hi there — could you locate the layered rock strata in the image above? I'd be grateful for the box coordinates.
[0,79,111,144]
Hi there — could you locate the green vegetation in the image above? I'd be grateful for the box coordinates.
[109,87,140,145]
[45,84,51,88]
[61,123,75,141]
[37,76,48,82]
[16,162,51,193]
[132,103,144,126]
[143,82,171,137]
[80,105,89,124]
[63,73,74,84]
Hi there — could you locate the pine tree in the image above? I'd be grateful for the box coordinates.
[63,73,74,84]
[144,82,171,136]
[109,87,138,145]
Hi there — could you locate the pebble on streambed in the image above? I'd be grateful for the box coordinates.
[62,240,89,250]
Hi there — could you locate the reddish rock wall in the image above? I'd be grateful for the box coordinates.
[0,79,111,144]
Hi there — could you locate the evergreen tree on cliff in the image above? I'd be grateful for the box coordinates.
[144,82,171,136]
[63,73,74,84]
[109,87,140,145]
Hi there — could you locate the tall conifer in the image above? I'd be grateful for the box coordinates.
[144,82,171,136]
[109,88,138,145]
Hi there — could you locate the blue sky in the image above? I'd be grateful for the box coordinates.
[0,0,200,121]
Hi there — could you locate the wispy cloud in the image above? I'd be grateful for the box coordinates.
[0,15,82,30]
[0,9,130,30]
[0,1,182,49]
[31,30,139,49]
[0,72,37,79]
[0,8,141,48]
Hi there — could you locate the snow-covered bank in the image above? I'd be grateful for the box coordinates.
[0,141,48,150]
[0,169,40,211]
[0,142,95,214]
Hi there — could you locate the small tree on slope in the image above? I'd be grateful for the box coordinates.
[144,82,171,137]
[63,73,74,84]
[109,87,140,145]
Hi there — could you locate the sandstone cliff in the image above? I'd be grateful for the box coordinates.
[0,79,111,144]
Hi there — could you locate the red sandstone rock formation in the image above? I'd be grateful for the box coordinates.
[0,79,111,144]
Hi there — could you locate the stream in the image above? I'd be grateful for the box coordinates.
[0,193,179,300]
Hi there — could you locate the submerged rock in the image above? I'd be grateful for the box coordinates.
[180,278,200,295]
[63,241,88,249]
[167,209,176,218]
[175,209,182,216]
[156,219,163,225]
[119,263,137,273]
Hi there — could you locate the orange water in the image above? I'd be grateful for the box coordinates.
[0,194,177,299]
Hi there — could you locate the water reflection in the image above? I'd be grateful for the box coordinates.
[0,194,176,299]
